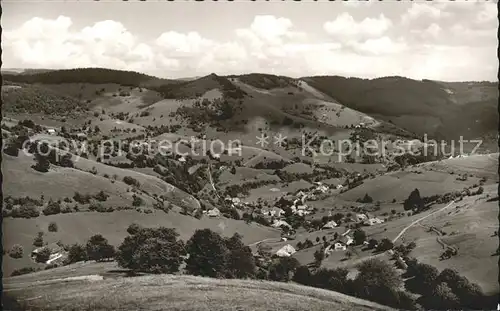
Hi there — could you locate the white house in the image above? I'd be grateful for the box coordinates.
[364,217,384,226]
[276,244,296,257]
[356,213,368,222]
[323,220,338,229]
[272,220,292,229]
[47,128,56,135]
[344,236,354,246]
[334,242,347,251]
[207,208,221,217]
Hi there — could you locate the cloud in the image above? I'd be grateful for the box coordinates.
[324,13,392,41]
[2,12,496,81]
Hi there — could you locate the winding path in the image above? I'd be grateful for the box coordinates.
[392,201,455,243]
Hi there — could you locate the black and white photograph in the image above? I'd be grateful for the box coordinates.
[1,0,499,310]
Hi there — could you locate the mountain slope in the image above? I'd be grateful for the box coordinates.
[302,75,498,141]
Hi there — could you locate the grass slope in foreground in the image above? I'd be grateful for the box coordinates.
[4,270,392,311]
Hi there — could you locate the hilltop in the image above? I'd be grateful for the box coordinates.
[3,265,391,311]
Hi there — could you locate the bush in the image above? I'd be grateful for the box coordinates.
[358,193,373,203]
[126,223,142,235]
[48,222,58,232]
[94,190,109,202]
[123,176,140,187]
[11,267,37,276]
[86,234,115,262]
[9,244,24,259]
[132,195,144,206]
[66,243,87,264]
[11,203,40,218]
[73,192,92,204]
[117,227,185,274]
[43,200,61,216]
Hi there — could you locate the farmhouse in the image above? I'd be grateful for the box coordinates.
[344,236,354,246]
[272,220,292,229]
[364,217,384,226]
[356,213,368,222]
[275,244,296,257]
[47,128,56,135]
[322,220,338,229]
[207,207,221,217]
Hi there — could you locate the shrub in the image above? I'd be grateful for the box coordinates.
[73,192,91,204]
[48,222,58,232]
[11,267,37,276]
[126,223,142,235]
[132,195,144,206]
[94,190,109,202]
[117,227,185,274]
[123,176,140,187]
[9,244,24,259]
[43,200,61,216]
[11,203,40,218]
[86,234,115,262]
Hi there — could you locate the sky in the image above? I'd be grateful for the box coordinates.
[2,0,498,81]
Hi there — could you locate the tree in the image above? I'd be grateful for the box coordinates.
[34,247,52,263]
[33,234,44,247]
[353,229,367,245]
[315,236,320,243]
[313,268,349,293]
[314,248,325,263]
[428,282,460,310]
[293,265,312,285]
[86,234,115,262]
[404,188,425,212]
[367,238,378,249]
[185,229,229,278]
[224,233,256,279]
[268,257,300,282]
[9,244,24,259]
[32,153,50,172]
[356,258,402,290]
[332,213,344,223]
[126,223,142,235]
[117,227,185,274]
[230,166,236,174]
[66,243,88,264]
[48,222,58,232]
[413,263,439,294]
[359,193,373,203]
[376,238,394,252]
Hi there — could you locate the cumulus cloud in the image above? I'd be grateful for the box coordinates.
[324,13,392,41]
[2,9,497,81]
